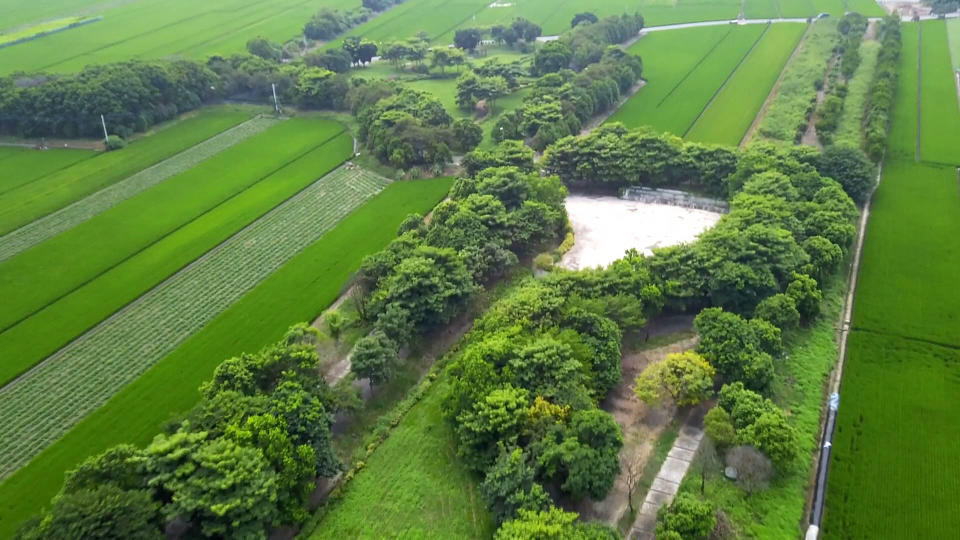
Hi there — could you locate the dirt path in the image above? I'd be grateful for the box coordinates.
[740,22,813,147]
[801,55,836,149]
[575,333,699,526]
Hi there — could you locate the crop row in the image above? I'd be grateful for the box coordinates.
[0,117,338,335]
[687,22,806,146]
[0,165,389,479]
[0,116,278,263]
[756,19,838,143]
[0,129,353,388]
[0,177,453,539]
[0,106,252,235]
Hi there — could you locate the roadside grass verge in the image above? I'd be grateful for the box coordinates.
[919,20,960,166]
[677,261,847,538]
[608,25,765,135]
[687,23,806,146]
[0,147,94,195]
[0,132,353,389]
[834,40,880,148]
[756,19,838,143]
[0,117,341,335]
[0,177,453,539]
[0,105,254,234]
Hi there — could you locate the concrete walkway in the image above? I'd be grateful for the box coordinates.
[630,423,704,539]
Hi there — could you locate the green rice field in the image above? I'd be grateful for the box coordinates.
[0,0,107,32]
[0,106,255,236]
[0,177,453,539]
[686,22,806,146]
[606,24,767,135]
[919,20,960,166]
[0,147,94,195]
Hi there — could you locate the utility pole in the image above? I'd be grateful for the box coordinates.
[100,114,109,143]
[271,83,281,115]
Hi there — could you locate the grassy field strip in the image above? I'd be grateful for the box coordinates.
[0,163,386,480]
[686,23,806,146]
[0,147,94,196]
[0,131,353,388]
[0,0,106,31]
[756,19,838,143]
[0,177,452,538]
[0,118,339,335]
[834,39,881,147]
[314,375,495,538]
[919,20,960,166]
[948,18,960,69]
[607,26,740,133]
[0,106,253,236]
[887,23,919,161]
[0,116,279,263]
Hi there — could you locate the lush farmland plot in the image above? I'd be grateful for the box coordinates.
[846,0,886,16]
[0,0,106,31]
[919,20,960,166]
[0,147,93,196]
[744,0,781,19]
[686,22,805,146]
[756,19,838,143]
[0,177,453,539]
[607,24,766,135]
[0,106,254,236]
[0,0,356,74]
[314,375,495,538]
[0,116,279,263]
[834,39,881,148]
[0,128,353,390]
[0,117,341,338]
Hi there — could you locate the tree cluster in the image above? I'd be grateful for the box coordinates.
[496,48,642,150]
[533,13,644,74]
[303,8,371,41]
[361,0,406,12]
[707,382,800,469]
[489,18,543,50]
[17,325,348,539]
[815,13,867,146]
[348,165,569,385]
[355,86,482,169]
[863,15,901,161]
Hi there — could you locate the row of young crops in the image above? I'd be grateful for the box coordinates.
[0,164,388,479]
[0,115,279,262]
[825,19,960,538]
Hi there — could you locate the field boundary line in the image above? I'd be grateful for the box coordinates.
[804,160,883,538]
[656,27,734,107]
[0,127,344,338]
[0,115,280,263]
[683,23,770,138]
[740,21,813,147]
[916,22,923,162]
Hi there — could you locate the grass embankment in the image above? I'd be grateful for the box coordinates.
[608,24,765,135]
[677,262,848,538]
[0,177,453,538]
[919,20,960,166]
[756,19,838,143]
[0,147,93,195]
[0,125,352,388]
[687,23,806,146]
[0,106,254,235]
[834,40,880,148]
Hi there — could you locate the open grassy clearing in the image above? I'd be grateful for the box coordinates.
[0,177,452,539]
[887,22,919,162]
[686,22,805,146]
[834,39,880,148]
[0,115,280,263]
[0,117,341,338]
[0,147,94,196]
[0,0,356,74]
[919,20,960,166]
[0,156,377,480]
[314,375,495,538]
[678,264,847,538]
[607,24,765,135]
[0,105,255,236]
[755,19,838,143]
[0,128,353,390]
[826,331,960,539]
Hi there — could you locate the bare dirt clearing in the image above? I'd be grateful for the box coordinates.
[560,195,722,270]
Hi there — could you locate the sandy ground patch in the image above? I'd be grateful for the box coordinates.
[560,195,722,270]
